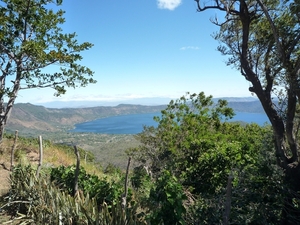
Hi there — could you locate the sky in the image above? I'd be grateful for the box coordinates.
[16,0,253,106]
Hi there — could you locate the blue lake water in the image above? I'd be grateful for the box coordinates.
[70,112,269,134]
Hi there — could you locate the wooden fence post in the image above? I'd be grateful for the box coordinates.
[121,157,131,210]
[58,212,63,225]
[36,135,43,177]
[73,145,80,197]
[223,170,234,225]
[10,130,18,171]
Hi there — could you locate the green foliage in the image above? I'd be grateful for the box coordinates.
[0,114,285,224]
[231,131,284,223]
[0,0,96,142]
[50,165,124,206]
[148,170,187,225]
[131,165,152,190]
[134,92,259,194]
[0,90,291,224]
[185,195,224,225]
[0,0,96,96]
[104,163,122,175]
[1,164,145,224]
[130,92,286,223]
[183,140,284,224]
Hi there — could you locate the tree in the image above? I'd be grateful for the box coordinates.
[132,92,235,191]
[131,92,281,223]
[0,0,96,142]
[194,0,300,223]
[133,93,269,194]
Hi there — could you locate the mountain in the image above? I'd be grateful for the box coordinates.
[34,97,174,108]
[214,97,258,102]
[6,98,265,134]
[7,103,167,133]
[227,101,264,113]
[32,97,259,108]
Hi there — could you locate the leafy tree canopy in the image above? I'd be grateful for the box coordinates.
[194,1,300,222]
[0,0,96,141]
[131,92,271,195]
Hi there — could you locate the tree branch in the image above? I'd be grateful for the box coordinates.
[286,89,298,162]
[20,81,65,90]
[264,43,274,94]
[194,0,239,15]
[256,0,286,65]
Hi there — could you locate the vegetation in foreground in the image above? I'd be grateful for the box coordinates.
[1,92,296,224]
[196,1,300,223]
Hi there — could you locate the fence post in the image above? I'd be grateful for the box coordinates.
[223,170,234,225]
[121,157,131,210]
[58,212,63,225]
[36,135,43,177]
[73,145,80,196]
[10,130,18,171]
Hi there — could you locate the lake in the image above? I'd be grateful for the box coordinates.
[70,112,269,134]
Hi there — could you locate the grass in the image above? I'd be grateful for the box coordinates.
[0,134,101,223]
[0,133,105,179]
[0,133,146,224]
[5,129,141,169]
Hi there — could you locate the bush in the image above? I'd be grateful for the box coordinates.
[1,164,145,225]
[50,165,125,206]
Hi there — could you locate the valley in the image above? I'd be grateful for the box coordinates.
[5,99,265,168]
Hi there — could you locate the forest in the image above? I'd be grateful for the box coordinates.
[1,0,300,224]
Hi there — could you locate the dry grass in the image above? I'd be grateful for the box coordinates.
[0,134,103,196]
[0,134,106,224]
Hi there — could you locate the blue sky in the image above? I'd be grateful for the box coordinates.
[16,0,253,106]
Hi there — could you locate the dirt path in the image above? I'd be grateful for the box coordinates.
[0,150,39,196]
[0,156,11,196]
[0,149,39,224]
[0,167,10,196]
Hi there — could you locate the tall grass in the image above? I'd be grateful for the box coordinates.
[1,164,146,225]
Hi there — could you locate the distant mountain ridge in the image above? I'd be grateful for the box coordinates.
[7,103,166,133]
[33,96,259,108]
[33,97,175,108]
[214,97,258,102]
[227,101,264,114]
[7,98,265,134]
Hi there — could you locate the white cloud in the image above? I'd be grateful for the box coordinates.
[157,0,182,10]
[180,46,200,50]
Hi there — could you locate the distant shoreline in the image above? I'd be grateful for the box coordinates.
[70,111,269,135]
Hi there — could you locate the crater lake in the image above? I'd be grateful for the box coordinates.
[70,112,269,134]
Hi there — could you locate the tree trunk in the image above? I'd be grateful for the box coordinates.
[281,167,300,225]
[0,74,21,143]
[0,123,5,144]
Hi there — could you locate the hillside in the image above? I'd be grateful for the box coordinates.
[3,100,266,169]
[227,101,264,113]
[7,103,167,133]
[6,100,266,133]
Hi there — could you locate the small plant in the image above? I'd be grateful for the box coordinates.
[148,170,187,225]
[50,165,125,206]
[1,164,146,224]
